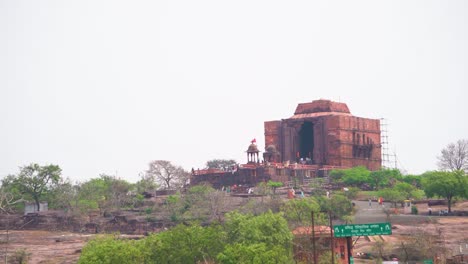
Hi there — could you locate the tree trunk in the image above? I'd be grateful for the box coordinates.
[35,198,40,212]
[448,196,452,213]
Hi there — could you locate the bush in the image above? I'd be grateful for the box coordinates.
[411,205,418,215]
[9,249,30,264]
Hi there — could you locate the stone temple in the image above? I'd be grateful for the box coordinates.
[191,99,381,188]
[264,99,381,170]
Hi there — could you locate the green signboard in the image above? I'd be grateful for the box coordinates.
[423,260,433,264]
[333,222,392,237]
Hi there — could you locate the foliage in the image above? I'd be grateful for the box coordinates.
[437,139,468,173]
[329,166,371,187]
[9,164,61,211]
[144,224,225,263]
[78,211,294,264]
[266,181,283,194]
[377,188,404,207]
[217,243,293,264]
[146,160,189,190]
[369,169,402,190]
[281,197,321,227]
[206,159,237,170]
[164,193,184,223]
[328,193,353,219]
[8,248,31,264]
[316,193,353,220]
[182,184,220,222]
[134,173,158,194]
[0,183,24,214]
[78,235,144,264]
[224,211,293,250]
[309,178,327,196]
[317,250,333,264]
[394,182,418,200]
[342,186,360,200]
[401,174,423,188]
[422,170,467,212]
[221,211,293,263]
[76,175,134,215]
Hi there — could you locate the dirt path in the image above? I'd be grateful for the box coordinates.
[0,230,90,264]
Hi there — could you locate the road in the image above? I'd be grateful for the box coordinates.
[353,200,435,225]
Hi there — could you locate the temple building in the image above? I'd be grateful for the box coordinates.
[264,99,381,170]
[191,99,381,188]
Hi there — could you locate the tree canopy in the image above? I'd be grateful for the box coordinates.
[329,166,371,187]
[437,139,468,173]
[79,211,295,264]
[146,160,189,190]
[8,164,61,211]
[206,159,237,170]
[422,171,467,212]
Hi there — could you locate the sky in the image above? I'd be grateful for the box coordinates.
[1,0,467,183]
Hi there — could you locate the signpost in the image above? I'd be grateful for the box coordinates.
[333,222,392,237]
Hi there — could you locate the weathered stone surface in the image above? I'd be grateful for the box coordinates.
[265,99,381,171]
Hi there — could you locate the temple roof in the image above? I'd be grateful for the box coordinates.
[246,143,260,153]
[294,99,350,115]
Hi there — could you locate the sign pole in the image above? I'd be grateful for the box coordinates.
[347,236,353,264]
[311,211,317,264]
[329,211,334,264]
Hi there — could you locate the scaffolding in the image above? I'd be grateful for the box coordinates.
[380,118,396,169]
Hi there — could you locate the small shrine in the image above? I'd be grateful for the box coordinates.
[246,139,260,164]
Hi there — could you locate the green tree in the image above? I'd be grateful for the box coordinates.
[46,179,80,213]
[182,184,217,221]
[401,174,423,188]
[281,197,321,227]
[206,159,237,170]
[378,188,405,208]
[329,166,371,187]
[76,175,134,215]
[217,243,292,264]
[0,175,24,213]
[221,211,294,263]
[422,171,467,212]
[78,235,143,264]
[144,224,225,263]
[393,181,424,201]
[267,180,283,195]
[134,173,158,194]
[12,164,61,211]
[224,211,293,250]
[369,169,402,190]
[331,193,353,218]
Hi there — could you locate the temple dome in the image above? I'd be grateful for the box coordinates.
[265,145,278,154]
[247,143,260,153]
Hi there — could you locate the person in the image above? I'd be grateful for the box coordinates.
[428,207,432,215]
[369,198,372,207]
[326,191,330,198]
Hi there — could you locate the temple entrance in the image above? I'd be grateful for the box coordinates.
[299,122,314,162]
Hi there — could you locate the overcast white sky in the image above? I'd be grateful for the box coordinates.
[1,1,467,182]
